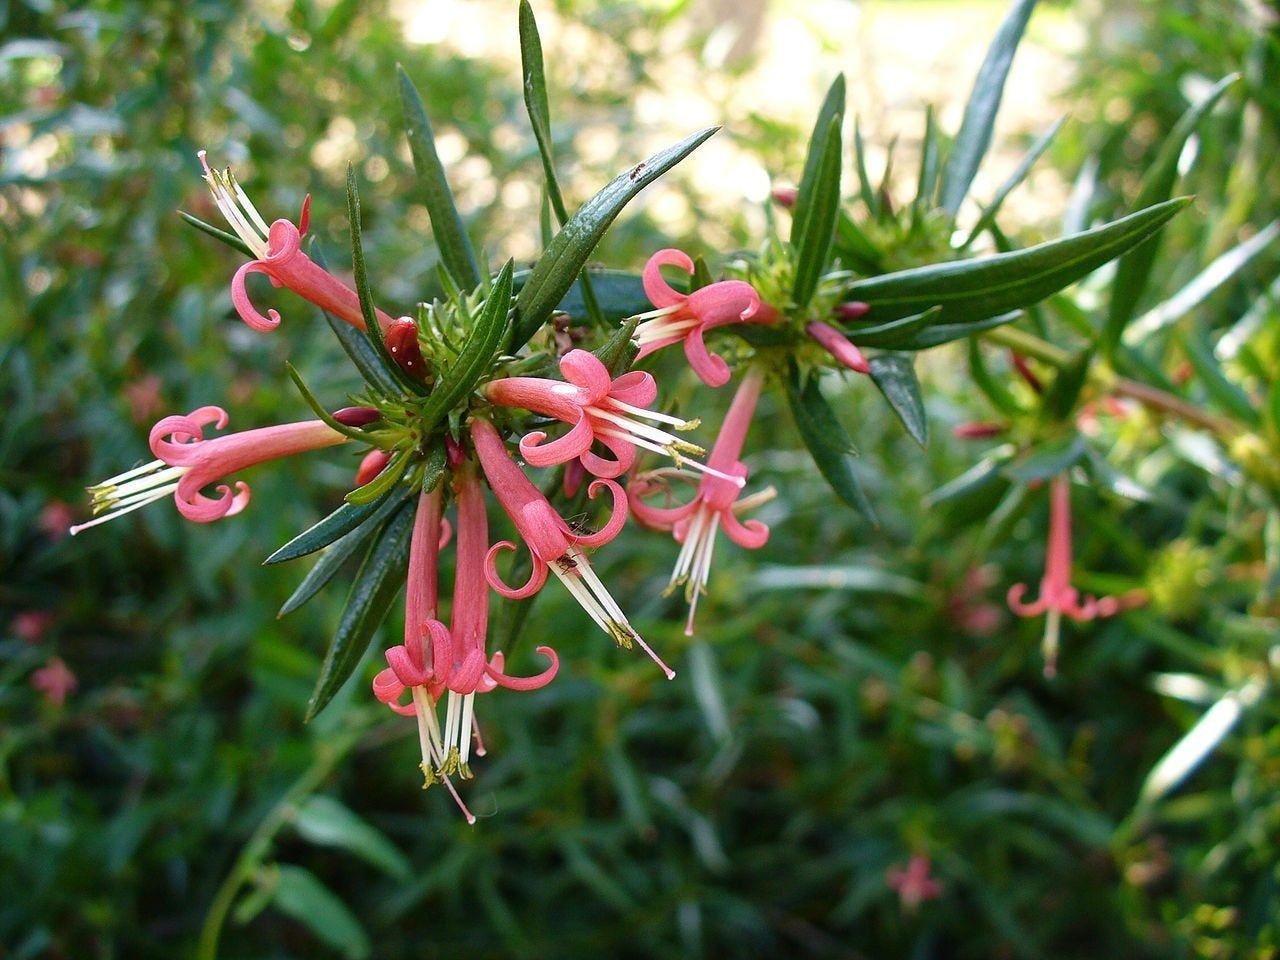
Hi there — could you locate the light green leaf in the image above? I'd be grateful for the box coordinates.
[269,864,371,960]
[293,795,412,880]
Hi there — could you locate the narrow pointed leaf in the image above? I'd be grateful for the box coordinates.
[925,450,1015,507]
[1124,219,1280,344]
[967,336,1023,415]
[397,65,481,290]
[178,210,255,258]
[278,488,411,616]
[293,795,412,881]
[853,117,877,216]
[792,115,843,307]
[838,305,939,348]
[511,126,718,347]
[894,309,1023,349]
[786,365,877,522]
[518,0,604,326]
[939,0,1039,216]
[307,498,416,720]
[344,447,410,505]
[961,114,1066,249]
[270,865,371,960]
[1040,348,1094,423]
[1179,330,1258,425]
[869,354,928,446]
[1002,433,1087,482]
[791,74,845,245]
[312,243,409,396]
[1105,73,1240,351]
[912,104,940,227]
[843,198,1191,323]
[266,488,399,565]
[593,316,640,374]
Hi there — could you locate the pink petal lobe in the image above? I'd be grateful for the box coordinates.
[485,645,559,691]
[642,248,694,308]
[231,260,283,331]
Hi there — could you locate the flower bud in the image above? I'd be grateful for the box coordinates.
[770,186,797,208]
[386,317,431,383]
[355,449,392,486]
[332,406,381,427]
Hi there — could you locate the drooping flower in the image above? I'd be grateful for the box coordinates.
[470,418,674,679]
[198,151,394,334]
[31,656,77,707]
[372,468,557,821]
[485,348,741,486]
[629,368,774,634]
[71,406,349,534]
[1007,474,1144,676]
[632,249,765,388]
[886,855,942,911]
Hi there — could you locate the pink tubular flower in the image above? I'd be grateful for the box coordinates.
[470,418,674,679]
[198,151,393,334]
[373,469,558,819]
[31,657,77,707]
[485,349,741,486]
[629,368,774,634]
[887,855,942,911]
[807,319,871,374]
[1007,474,1143,676]
[632,249,765,388]
[71,406,349,534]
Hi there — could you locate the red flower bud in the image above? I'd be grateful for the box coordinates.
[355,449,392,486]
[386,317,430,382]
[332,406,381,427]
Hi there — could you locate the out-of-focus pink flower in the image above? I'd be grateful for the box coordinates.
[953,421,1007,440]
[770,186,797,208]
[1008,474,1145,676]
[485,349,740,487]
[199,151,394,334]
[37,501,76,539]
[12,610,55,644]
[886,855,942,911]
[72,406,349,533]
[629,368,773,634]
[123,375,165,423]
[632,249,765,388]
[31,657,77,707]
[470,418,674,678]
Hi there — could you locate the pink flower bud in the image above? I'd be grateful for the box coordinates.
[771,186,797,208]
[355,449,392,486]
[385,317,430,382]
[332,406,381,427]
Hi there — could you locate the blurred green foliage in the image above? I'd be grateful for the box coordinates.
[3,1,1280,959]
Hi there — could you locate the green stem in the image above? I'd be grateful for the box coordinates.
[196,727,363,960]
[983,326,1238,437]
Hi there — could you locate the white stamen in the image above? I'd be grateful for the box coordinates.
[601,397,698,431]
[198,150,270,259]
[562,548,675,679]
[459,692,476,766]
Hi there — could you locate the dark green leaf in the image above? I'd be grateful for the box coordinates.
[293,796,412,881]
[270,865,371,960]
[307,498,416,720]
[284,362,374,442]
[266,489,399,565]
[925,452,1013,506]
[852,117,877,217]
[792,115,843,307]
[848,305,942,348]
[834,211,883,273]
[1003,433,1087,482]
[1104,73,1239,352]
[511,127,718,347]
[278,489,411,617]
[967,336,1023,416]
[397,65,481,290]
[868,353,928,446]
[786,364,877,522]
[1179,330,1258,426]
[549,269,658,322]
[939,0,1039,216]
[593,316,640,374]
[178,210,254,258]
[518,0,604,327]
[843,199,1191,323]
[895,310,1023,349]
[791,74,844,245]
[912,105,940,226]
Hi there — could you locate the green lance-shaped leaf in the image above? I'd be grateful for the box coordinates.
[843,198,1191,324]
[284,362,376,443]
[834,210,883,274]
[897,310,1023,350]
[852,117,878,217]
[786,364,877,522]
[939,0,1039,216]
[791,74,845,245]
[868,353,928,446]
[518,0,604,327]
[344,447,411,505]
[397,64,481,290]
[792,114,843,307]
[592,316,640,375]
[544,269,657,323]
[269,864,372,960]
[839,305,939,349]
[311,243,410,397]
[911,104,941,229]
[307,497,416,721]
[1124,218,1280,344]
[417,259,514,436]
[1179,329,1259,426]
[960,114,1066,250]
[924,449,1015,507]
[510,126,718,348]
[967,336,1023,416]
[278,488,412,617]
[292,795,412,881]
[178,210,255,258]
[1002,433,1087,483]
[1040,347,1093,423]
[1104,73,1240,352]
[266,488,399,565]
